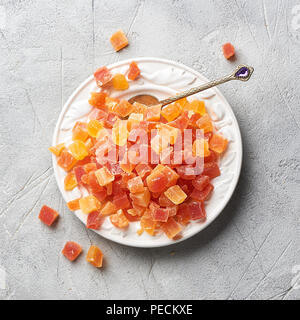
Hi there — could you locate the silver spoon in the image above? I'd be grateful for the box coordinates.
[128,64,254,106]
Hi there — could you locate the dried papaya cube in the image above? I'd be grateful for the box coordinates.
[87,119,103,138]
[86,245,103,268]
[127,176,144,193]
[69,140,89,160]
[164,185,187,205]
[196,114,213,133]
[74,166,86,184]
[57,150,77,171]
[160,146,173,164]
[167,206,178,217]
[39,205,59,226]
[151,207,169,222]
[169,111,189,131]
[161,103,182,122]
[135,163,152,179]
[176,165,196,180]
[62,241,82,261]
[209,134,228,154]
[64,172,77,191]
[87,171,105,193]
[105,96,119,112]
[190,183,214,201]
[67,198,80,211]
[202,162,220,179]
[112,73,129,90]
[106,182,113,195]
[159,193,174,207]
[88,92,107,109]
[163,165,179,187]
[189,113,202,127]
[145,104,161,121]
[100,201,117,216]
[110,29,129,52]
[128,113,143,131]
[176,203,191,225]
[110,209,129,228]
[190,100,206,115]
[192,175,210,191]
[113,193,131,210]
[192,139,210,157]
[49,143,65,156]
[112,120,128,146]
[127,61,141,80]
[79,195,101,214]
[187,201,206,221]
[161,217,182,239]
[112,100,133,118]
[86,211,103,230]
[140,216,157,236]
[150,134,169,154]
[120,155,136,174]
[84,163,97,173]
[176,97,188,109]
[130,187,151,207]
[222,42,235,59]
[94,66,112,87]
[146,168,168,193]
[160,124,179,144]
[95,167,114,186]
[72,122,89,141]
[132,102,147,115]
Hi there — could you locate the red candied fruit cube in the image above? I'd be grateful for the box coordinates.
[57,150,77,172]
[135,163,152,179]
[128,61,141,80]
[87,211,103,230]
[188,201,206,221]
[62,241,82,262]
[192,175,210,191]
[222,42,235,60]
[202,162,220,179]
[161,217,182,239]
[39,205,59,226]
[94,66,112,87]
[146,169,168,193]
[190,184,214,201]
[113,193,131,210]
[151,207,169,222]
[74,166,86,184]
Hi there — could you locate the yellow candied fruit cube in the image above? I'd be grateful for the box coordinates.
[49,143,65,156]
[112,120,128,146]
[164,185,187,205]
[87,119,103,138]
[69,140,89,160]
[128,113,143,130]
[161,103,182,122]
[100,201,117,216]
[112,73,129,90]
[190,100,206,115]
[95,167,115,186]
[64,172,77,191]
[192,139,210,157]
[79,195,101,214]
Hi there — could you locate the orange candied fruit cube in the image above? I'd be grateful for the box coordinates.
[140,216,157,236]
[196,114,213,133]
[64,172,78,191]
[110,29,129,52]
[161,103,182,122]
[164,185,187,205]
[57,150,77,171]
[112,100,133,118]
[127,61,141,81]
[192,139,210,157]
[79,195,101,214]
[72,122,89,142]
[222,42,235,60]
[49,143,65,156]
[112,73,129,90]
[190,100,206,115]
[132,102,147,115]
[86,245,104,268]
[94,66,112,87]
[84,162,97,173]
[110,209,129,228]
[128,113,143,131]
[151,134,170,154]
[88,92,107,109]
[159,124,179,145]
[209,133,228,154]
[146,167,168,193]
[161,217,182,239]
[87,119,103,138]
[67,198,80,211]
[38,205,59,226]
[112,120,128,146]
[127,176,144,193]
[130,187,151,207]
[69,140,89,160]
[100,201,117,216]
[62,241,82,261]
[95,167,115,186]
[145,104,161,121]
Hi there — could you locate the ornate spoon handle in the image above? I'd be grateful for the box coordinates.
[159,65,254,107]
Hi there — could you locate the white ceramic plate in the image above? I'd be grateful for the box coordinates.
[52,57,242,248]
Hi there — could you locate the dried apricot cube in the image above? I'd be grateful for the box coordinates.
[67,199,80,211]
[161,103,182,122]
[39,205,59,226]
[57,150,77,171]
[64,172,77,191]
[49,143,65,156]
[95,167,114,186]
[169,111,189,131]
[87,119,103,138]
[87,211,103,230]
[112,73,129,90]
[127,176,144,193]
[190,100,206,115]
[161,217,182,239]
[84,163,97,173]
[112,100,133,118]
[222,42,235,59]
[79,195,101,214]
[62,241,82,261]
[130,187,151,207]
[94,66,112,87]
[72,122,89,142]
[164,185,187,205]
[209,134,228,154]
[100,201,117,216]
[105,96,119,112]
[110,30,129,52]
[69,140,89,160]
[145,104,161,121]
[86,245,103,268]
[128,61,140,80]
[88,92,107,109]
[110,209,129,228]
[192,139,210,157]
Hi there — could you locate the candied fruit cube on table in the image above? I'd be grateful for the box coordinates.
[57,150,77,172]
[190,100,206,115]
[164,185,187,205]
[192,139,210,157]
[145,104,161,121]
[39,205,59,226]
[112,73,129,90]
[49,143,65,156]
[67,199,80,211]
[100,201,117,216]
[196,114,213,133]
[192,175,210,191]
[161,217,182,239]
[176,203,191,225]
[69,140,89,160]
[94,66,112,87]
[190,183,214,201]
[110,209,129,228]
[87,171,105,193]
[130,187,151,207]
[202,162,220,179]
[127,176,144,193]
[110,29,129,52]
[88,92,107,109]
[87,211,103,230]
[87,119,103,138]
[222,42,235,59]
[95,167,115,186]
[72,122,89,142]
[209,134,228,154]
[113,192,131,210]
[128,61,141,80]
[132,102,147,115]
[86,245,103,268]
[62,241,82,262]
[79,195,101,214]
[64,172,77,191]
[161,102,182,122]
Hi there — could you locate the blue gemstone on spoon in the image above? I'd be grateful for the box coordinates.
[235,66,249,78]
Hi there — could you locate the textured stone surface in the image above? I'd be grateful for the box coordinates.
[0,0,300,300]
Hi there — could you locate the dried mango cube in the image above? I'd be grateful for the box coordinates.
[130,187,151,207]
[192,139,210,157]
[94,66,112,87]
[190,100,206,115]
[112,120,128,146]
[79,195,101,214]
[110,29,129,52]
[86,245,103,268]
[196,114,213,133]
[161,217,182,239]
[209,134,228,154]
[62,241,82,261]
[72,122,89,142]
[100,201,117,216]
[161,103,182,122]
[145,104,161,121]
[57,150,77,171]
[88,92,107,109]
[64,172,77,191]
[128,113,143,131]
[69,140,89,160]
[128,61,140,80]
[95,167,114,187]
[112,73,129,90]
[87,119,103,138]
[67,199,80,211]
[132,102,147,115]
[127,176,144,193]
[164,185,187,205]
[39,205,59,226]
[110,209,129,228]
[112,100,133,118]
[49,143,65,156]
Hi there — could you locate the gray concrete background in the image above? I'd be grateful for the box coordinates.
[0,0,300,300]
